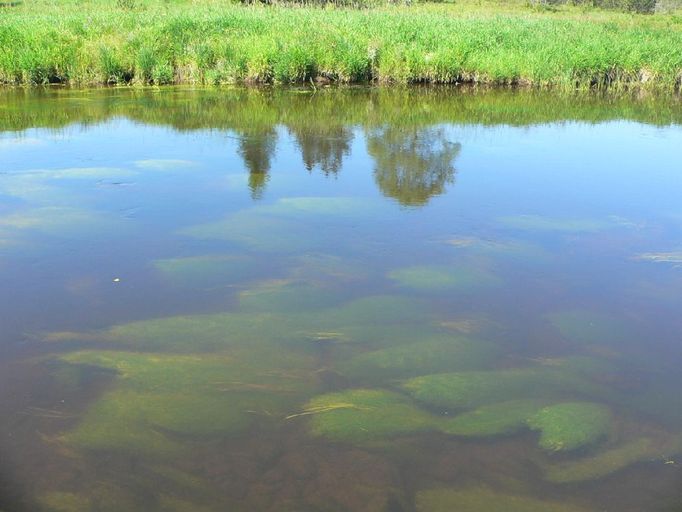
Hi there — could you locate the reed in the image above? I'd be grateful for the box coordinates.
[0,0,681,89]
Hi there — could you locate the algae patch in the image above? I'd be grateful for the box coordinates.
[238,279,343,313]
[134,159,197,170]
[544,434,682,483]
[388,265,499,293]
[498,215,612,233]
[415,487,590,512]
[178,197,387,252]
[527,402,611,452]
[153,255,263,288]
[46,294,432,353]
[300,389,437,442]
[340,336,499,381]
[58,351,312,456]
[401,363,600,411]
[442,400,549,437]
[301,388,613,452]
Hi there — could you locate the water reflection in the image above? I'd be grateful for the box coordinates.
[289,124,354,176]
[368,126,461,206]
[236,129,278,200]
[237,122,459,204]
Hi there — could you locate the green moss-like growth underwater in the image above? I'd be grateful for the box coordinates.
[48,292,441,457]
[416,487,590,512]
[300,388,611,453]
[57,350,314,457]
[43,271,682,510]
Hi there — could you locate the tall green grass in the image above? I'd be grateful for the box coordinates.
[0,0,681,89]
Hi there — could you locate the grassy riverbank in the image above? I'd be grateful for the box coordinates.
[1,0,681,89]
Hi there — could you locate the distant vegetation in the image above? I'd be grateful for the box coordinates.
[0,0,681,89]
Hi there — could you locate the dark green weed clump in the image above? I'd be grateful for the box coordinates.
[0,0,681,89]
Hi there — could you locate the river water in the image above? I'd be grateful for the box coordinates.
[1,87,682,512]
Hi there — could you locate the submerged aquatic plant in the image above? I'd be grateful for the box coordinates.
[58,350,315,456]
[40,486,139,512]
[153,254,264,288]
[497,215,613,233]
[442,399,550,437]
[401,361,603,411]
[46,294,433,353]
[544,433,682,483]
[133,159,197,171]
[527,402,611,452]
[387,264,499,293]
[339,336,499,381]
[300,389,438,442]
[237,279,343,313]
[301,387,613,452]
[179,197,389,252]
[415,487,590,512]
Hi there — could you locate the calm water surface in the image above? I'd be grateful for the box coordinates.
[1,87,682,512]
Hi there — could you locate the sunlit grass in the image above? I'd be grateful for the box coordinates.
[0,0,681,88]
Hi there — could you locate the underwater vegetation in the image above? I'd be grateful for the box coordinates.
[441,399,551,437]
[178,212,318,253]
[39,473,220,512]
[40,492,91,512]
[339,335,499,381]
[401,360,606,411]
[238,279,345,313]
[44,292,441,461]
[387,264,500,293]
[153,254,265,289]
[415,487,590,512]
[300,387,613,452]
[300,389,439,442]
[443,236,551,266]
[133,159,197,171]
[497,215,615,233]
[40,487,138,512]
[543,433,682,483]
[46,294,433,353]
[179,197,391,252]
[179,197,386,253]
[57,350,313,456]
[526,402,611,452]
[0,206,116,237]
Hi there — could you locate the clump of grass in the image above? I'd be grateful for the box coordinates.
[0,0,680,89]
